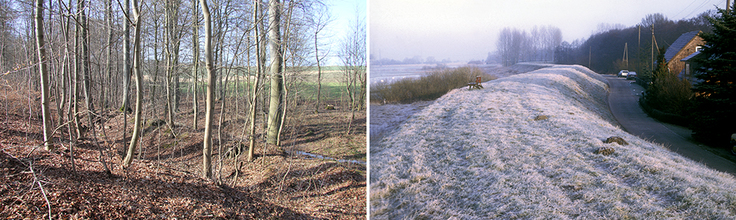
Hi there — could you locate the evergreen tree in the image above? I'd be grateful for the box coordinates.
[690,5,736,145]
[644,47,668,103]
[645,47,694,115]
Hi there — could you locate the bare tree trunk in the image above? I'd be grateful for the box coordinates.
[266,0,283,145]
[165,0,182,128]
[276,1,294,147]
[105,0,112,109]
[122,0,143,168]
[79,0,93,140]
[192,0,199,130]
[73,0,82,140]
[312,4,331,113]
[35,0,53,151]
[121,0,131,155]
[314,32,322,113]
[247,0,263,162]
[201,0,214,179]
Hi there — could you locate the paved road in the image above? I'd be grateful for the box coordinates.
[606,75,736,176]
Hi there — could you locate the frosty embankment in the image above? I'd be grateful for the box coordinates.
[370,65,736,219]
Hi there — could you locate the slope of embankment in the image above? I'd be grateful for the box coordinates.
[370,65,736,219]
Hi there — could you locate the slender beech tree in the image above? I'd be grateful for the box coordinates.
[80,0,93,140]
[201,0,214,179]
[340,12,366,135]
[192,0,200,130]
[247,0,264,162]
[165,0,182,127]
[35,0,53,151]
[122,0,143,167]
[311,4,331,113]
[105,0,113,109]
[266,0,283,145]
[121,0,131,153]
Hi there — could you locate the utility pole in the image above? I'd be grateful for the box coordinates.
[623,43,628,69]
[728,0,731,14]
[651,24,654,70]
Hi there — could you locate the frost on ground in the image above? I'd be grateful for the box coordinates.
[369,65,736,219]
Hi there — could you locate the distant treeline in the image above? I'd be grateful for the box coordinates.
[555,12,714,74]
[494,25,563,66]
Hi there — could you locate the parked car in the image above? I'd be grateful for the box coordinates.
[626,71,637,80]
[617,70,629,77]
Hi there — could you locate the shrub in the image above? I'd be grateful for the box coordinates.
[644,47,693,116]
[370,66,496,104]
[644,72,693,116]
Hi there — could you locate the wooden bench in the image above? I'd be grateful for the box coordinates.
[467,76,483,89]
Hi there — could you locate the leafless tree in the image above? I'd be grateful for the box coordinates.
[340,10,365,135]
[201,0,214,179]
[35,0,53,151]
[310,2,331,113]
[191,0,200,130]
[247,0,265,162]
[266,0,283,145]
[122,0,144,168]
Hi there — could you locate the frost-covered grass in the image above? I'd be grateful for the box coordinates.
[369,65,736,219]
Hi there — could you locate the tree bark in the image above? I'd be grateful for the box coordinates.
[122,0,143,168]
[201,0,214,179]
[266,0,283,145]
[165,0,182,127]
[192,0,199,130]
[247,0,263,162]
[105,0,113,109]
[35,0,53,151]
[79,0,93,141]
[121,0,131,155]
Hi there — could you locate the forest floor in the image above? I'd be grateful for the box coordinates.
[0,92,366,219]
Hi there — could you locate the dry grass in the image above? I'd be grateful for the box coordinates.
[370,65,736,219]
[371,66,497,104]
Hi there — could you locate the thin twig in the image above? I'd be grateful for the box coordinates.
[29,161,52,220]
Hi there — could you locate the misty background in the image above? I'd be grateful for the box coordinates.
[369,0,727,64]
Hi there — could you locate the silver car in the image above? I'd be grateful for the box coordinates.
[626,71,637,80]
[617,70,629,77]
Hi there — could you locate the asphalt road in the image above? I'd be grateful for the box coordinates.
[606,75,736,176]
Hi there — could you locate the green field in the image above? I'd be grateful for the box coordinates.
[175,67,352,102]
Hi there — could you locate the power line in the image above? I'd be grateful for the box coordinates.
[681,0,721,19]
[673,0,702,19]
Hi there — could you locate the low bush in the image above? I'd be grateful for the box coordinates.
[644,72,693,116]
[370,66,496,104]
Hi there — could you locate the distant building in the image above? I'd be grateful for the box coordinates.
[664,30,704,77]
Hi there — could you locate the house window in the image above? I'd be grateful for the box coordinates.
[696,46,702,52]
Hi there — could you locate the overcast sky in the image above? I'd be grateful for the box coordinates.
[369,0,727,62]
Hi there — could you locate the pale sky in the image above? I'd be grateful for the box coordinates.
[369,0,727,62]
[322,0,367,65]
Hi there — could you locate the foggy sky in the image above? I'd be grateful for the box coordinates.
[370,0,726,62]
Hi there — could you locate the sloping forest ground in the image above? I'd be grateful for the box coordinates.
[0,87,366,219]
